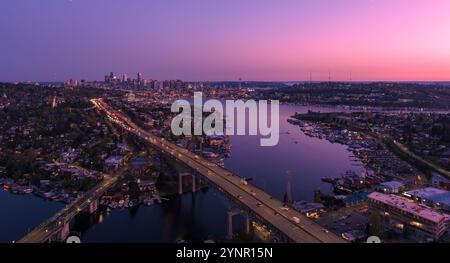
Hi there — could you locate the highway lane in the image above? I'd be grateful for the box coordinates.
[93,98,344,243]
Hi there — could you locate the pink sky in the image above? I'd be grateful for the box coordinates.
[1,0,450,81]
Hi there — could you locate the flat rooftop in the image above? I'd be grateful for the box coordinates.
[406,187,450,206]
[368,192,446,224]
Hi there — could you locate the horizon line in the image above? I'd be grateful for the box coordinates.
[2,79,450,84]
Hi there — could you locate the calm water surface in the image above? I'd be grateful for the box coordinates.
[0,189,63,242]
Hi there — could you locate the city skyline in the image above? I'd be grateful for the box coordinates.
[1,0,450,82]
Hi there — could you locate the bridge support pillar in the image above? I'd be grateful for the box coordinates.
[59,221,70,242]
[227,209,251,240]
[245,215,250,235]
[47,221,70,243]
[192,174,196,193]
[227,210,237,240]
[178,172,190,195]
[178,172,183,195]
[88,199,99,214]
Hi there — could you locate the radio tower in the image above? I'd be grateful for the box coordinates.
[286,170,293,204]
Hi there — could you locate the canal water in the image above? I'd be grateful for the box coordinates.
[0,104,363,243]
[0,189,63,243]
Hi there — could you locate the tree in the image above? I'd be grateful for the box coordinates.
[283,192,288,204]
[368,212,382,236]
[128,181,141,201]
[313,190,322,203]
[80,177,96,191]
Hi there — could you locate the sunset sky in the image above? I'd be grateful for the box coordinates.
[1,0,450,82]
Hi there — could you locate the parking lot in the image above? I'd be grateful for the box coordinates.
[316,204,369,239]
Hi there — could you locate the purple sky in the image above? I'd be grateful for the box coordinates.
[1,0,450,82]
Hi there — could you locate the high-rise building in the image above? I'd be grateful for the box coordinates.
[137,72,143,82]
[105,72,117,83]
[65,79,78,87]
[122,74,128,83]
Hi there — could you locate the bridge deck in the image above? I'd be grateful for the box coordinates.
[93,98,345,243]
[17,172,121,243]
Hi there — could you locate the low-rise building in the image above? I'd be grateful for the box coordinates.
[376,181,404,194]
[431,173,450,190]
[104,155,124,170]
[368,192,448,241]
[292,201,325,218]
[138,179,156,192]
[404,187,450,212]
[343,192,369,206]
[60,148,79,163]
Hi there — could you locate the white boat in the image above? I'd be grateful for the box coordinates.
[23,188,34,194]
